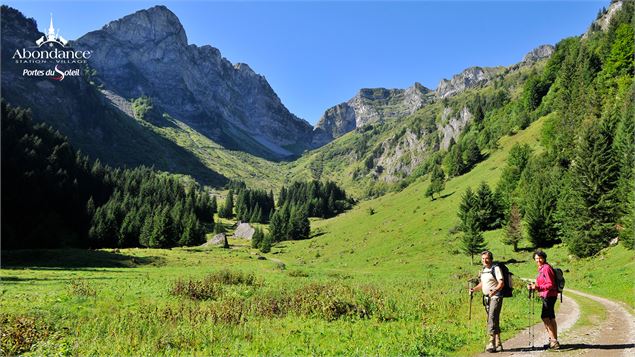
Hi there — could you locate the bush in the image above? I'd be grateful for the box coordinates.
[170,278,222,301]
[0,315,51,355]
[68,279,97,298]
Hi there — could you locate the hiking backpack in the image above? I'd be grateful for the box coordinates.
[491,263,514,297]
[553,267,565,302]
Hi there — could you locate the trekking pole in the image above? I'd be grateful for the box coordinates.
[525,286,535,350]
[468,281,474,322]
[530,288,535,350]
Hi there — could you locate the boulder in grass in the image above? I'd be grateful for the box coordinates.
[234,223,255,240]
[199,233,225,247]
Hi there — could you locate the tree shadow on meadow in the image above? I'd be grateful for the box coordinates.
[0,249,165,269]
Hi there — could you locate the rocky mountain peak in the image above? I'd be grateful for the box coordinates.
[312,82,434,147]
[435,66,501,99]
[100,5,187,47]
[521,44,555,64]
[73,6,313,160]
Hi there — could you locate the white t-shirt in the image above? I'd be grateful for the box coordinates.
[480,265,503,295]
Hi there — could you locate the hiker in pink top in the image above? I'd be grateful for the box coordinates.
[528,249,560,350]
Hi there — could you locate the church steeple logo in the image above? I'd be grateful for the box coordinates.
[35,13,68,47]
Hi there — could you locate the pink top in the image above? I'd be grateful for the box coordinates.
[536,263,558,298]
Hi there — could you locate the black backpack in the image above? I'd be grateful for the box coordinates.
[548,265,565,302]
[491,263,513,297]
[554,267,565,301]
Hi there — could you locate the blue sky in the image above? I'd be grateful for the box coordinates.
[3,1,606,125]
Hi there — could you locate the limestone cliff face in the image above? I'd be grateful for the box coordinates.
[440,107,473,150]
[521,44,555,65]
[74,6,313,159]
[435,66,503,99]
[583,0,624,38]
[312,82,433,147]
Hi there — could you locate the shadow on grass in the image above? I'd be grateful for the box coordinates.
[0,275,124,283]
[505,343,635,352]
[438,191,456,199]
[1,249,165,269]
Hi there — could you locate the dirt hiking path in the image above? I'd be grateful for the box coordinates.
[475,289,635,357]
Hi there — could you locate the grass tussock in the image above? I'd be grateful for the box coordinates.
[68,279,97,298]
[170,270,259,300]
[0,315,51,355]
[165,280,397,323]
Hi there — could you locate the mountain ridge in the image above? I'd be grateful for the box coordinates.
[74,5,313,160]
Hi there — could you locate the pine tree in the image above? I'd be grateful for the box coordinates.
[503,204,523,251]
[252,228,264,249]
[458,187,477,231]
[119,209,140,247]
[219,190,234,219]
[445,140,465,177]
[461,211,486,265]
[496,144,533,212]
[298,206,310,240]
[613,94,634,249]
[139,214,153,247]
[214,221,226,234]
[425,164,445,200]
[558,119,620,257]
[179,214,195,246]
[250,205,263,223]
[269,209,286,243]
[149,206,172,248]
[86,196,96,219]
[210,195,217,215]
[523,158,561,248]
[463,137,483,170]
[475,181,503,230]
[260,232,272,253]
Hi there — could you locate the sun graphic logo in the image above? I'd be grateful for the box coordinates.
[35,13,68,47]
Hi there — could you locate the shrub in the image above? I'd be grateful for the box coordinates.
[0,315,51,355]
[170,278,222,300]
[208,269,258,286]
[68,279,97,298]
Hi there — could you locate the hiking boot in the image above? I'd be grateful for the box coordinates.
[496,344,504,352]
[486,335,496,353]
[544,339,552,349]
[549,340,560,350]
[486,341,496,353]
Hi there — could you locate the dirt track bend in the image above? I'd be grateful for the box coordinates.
[475,289,635,356]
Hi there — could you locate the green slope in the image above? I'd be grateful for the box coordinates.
[278,115,546,274]
[283,61,545,199]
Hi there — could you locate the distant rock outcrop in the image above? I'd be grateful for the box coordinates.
[583,0,624,39]
[200,233,226,247]
[74,6,314,160]
[521,45,555,65]
[440,107,473,150]
[234,222,255,240]
[312,83,433,146]
[435,67,503,99]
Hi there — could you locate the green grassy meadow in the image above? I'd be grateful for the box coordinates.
[1,116,633,355]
